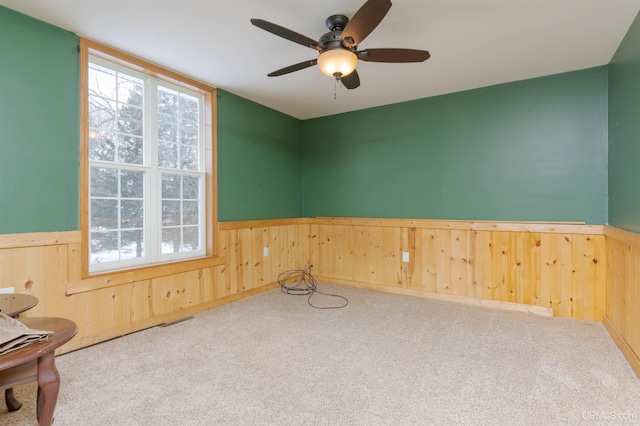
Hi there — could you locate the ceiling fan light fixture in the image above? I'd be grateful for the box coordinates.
[317,49,358,78]
[252,0,429,90]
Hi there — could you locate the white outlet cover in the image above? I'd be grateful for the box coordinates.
[264,247,269,257]
[0,287,15,294]
[402,252,410,263]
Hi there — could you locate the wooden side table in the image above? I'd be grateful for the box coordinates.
[0,317,77,426]
[0,293,39,412]
[0,294,38,317]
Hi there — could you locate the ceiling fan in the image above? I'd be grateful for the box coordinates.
[251,0,430,89]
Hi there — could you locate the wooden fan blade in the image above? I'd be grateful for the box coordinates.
[341,70,360,89]
[267,59,318,77]
[251,19,324,51]
[341,0,392,48]
[357,48,430,63]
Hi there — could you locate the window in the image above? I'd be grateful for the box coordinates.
[81,40,216,275]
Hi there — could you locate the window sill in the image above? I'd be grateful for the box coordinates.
[66,255,226,295]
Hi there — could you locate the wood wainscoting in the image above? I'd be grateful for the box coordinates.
[604,226,640,378]
[307,218,605,320]
[0,218,637,376]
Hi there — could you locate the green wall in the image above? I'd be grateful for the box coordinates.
[1,5,632,232]
[302,67,609,224]
[609,12,640,233]
[0,6,80,233]
[217,90,302,221]
[0,6,303,233]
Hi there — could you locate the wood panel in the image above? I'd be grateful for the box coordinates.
[604,226,640,378]
[417,228,437,293]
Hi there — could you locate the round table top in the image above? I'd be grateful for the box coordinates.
[0,317,78,371]
[0,294,38,318]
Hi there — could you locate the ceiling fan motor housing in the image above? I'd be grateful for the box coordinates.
[322,14,356,51]
[320,31,355,53]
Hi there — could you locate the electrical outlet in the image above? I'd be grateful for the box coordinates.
[0,287,15,294]
[402,252,410,263]
[263,247,269,257]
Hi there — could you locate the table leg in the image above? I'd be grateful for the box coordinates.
[36,352,59,426]
[5,388,22,411]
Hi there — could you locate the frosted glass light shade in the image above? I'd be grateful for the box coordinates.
[317,49,358,77]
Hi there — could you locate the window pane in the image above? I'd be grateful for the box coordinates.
[90,231,119,263]
[179,94,199,121]
[183,176,199,199]
[159,141,179,168]
[118,105,143,136]
[158,114,177,143]
[180,145,198,171]
[121,200,144,229]
[183,201,198,226]
[89,95,118,163]
[179,129,198,147]
[162,174,180,199]
[117,77,144,107]
[120,170,144,198]
[91,167,118,197]
[162,228,180,254]
[89,98,116,131]
[89,132,116,162]
[121,230,144,259]
[183,226,199,251]
[180,119,198,146]
[89,65,116,100]
[162,200,180,226]
[118,136,144,165]
[91,199,118,230]
[158,88,178,115]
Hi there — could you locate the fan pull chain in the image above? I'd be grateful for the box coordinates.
[334,75,343,100]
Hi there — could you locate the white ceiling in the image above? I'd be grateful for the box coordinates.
[2,0,640,119]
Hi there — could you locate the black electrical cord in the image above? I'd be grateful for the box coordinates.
[277,263,348,309]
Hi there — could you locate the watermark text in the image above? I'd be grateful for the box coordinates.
[582,410,637,422]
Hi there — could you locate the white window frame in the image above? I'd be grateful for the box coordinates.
[80,39,217,278]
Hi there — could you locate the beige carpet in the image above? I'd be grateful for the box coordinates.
[2,284,640,425]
